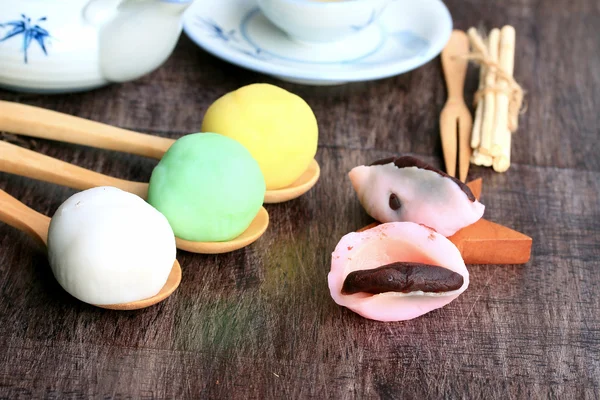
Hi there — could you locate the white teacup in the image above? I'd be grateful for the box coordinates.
[256,0,392,44]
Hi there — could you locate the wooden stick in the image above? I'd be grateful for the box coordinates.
[493,127,511,172]
[468,28,486,150]
[491,26,516,157]
[471,148,493,167]
[478,28,500,156]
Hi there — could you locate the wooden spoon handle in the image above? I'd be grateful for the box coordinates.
[0,101,174,159]
[0,141,149,199]
[441,30,470,101]
[0,189,50,247]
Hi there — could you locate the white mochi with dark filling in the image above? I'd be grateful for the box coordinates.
[348,156,485,237]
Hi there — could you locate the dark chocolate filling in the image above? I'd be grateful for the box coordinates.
[341,261,464,295]
[369,156,476,202]
[389,193,401,210]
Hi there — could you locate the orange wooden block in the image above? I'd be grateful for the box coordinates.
[467,177,483,200]
[357,178,532,265]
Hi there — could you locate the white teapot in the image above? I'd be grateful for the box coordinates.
[0,0,193,93]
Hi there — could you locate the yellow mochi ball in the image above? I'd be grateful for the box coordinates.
[201,83,318,190]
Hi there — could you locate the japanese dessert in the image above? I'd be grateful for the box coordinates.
[328,222,469,321]
[349,156,485,237]
[47,187,176,306]
[147,133,265,242]
[201,83,318,190]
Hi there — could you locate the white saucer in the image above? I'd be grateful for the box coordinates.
[183,0,452,85]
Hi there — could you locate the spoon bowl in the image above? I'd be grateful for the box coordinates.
[0,188,182,310]
[0,100,320,203]
[175,207,269,254]
[0,139,269,254]
[264,159,320,203]
[99,260,181,310]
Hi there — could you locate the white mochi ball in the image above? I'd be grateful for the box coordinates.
[47,186,176,306]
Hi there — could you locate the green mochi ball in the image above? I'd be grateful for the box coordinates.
[147,133,266,242]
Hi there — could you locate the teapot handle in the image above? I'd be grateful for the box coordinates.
[82,0,126,26]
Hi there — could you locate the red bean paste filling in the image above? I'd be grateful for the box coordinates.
[341,262,464,295]
[370,156,476,202]
[389,193,402,210]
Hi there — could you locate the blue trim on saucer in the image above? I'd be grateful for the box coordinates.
[391,30,430,56]
[350,9,377,31]
[350,29,431,66]
[197,16,269,60]
[239,8,386,65]
[199,18,237,42]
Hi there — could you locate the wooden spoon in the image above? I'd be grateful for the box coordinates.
[0,100,320,204]
[0,140,269,254]
[358,178,532,265]
[0,188,181,310]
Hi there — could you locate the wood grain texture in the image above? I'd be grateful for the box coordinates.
[1,0,599,398]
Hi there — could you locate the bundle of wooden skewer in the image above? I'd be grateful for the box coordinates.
[468,26,524,173]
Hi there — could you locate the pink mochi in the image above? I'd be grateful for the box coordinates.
[328,222,469,322]
[349,156,485,237]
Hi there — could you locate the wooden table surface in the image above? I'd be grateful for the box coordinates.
[1,1,599,398]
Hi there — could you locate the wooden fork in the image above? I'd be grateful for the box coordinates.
[440,30,473,182]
